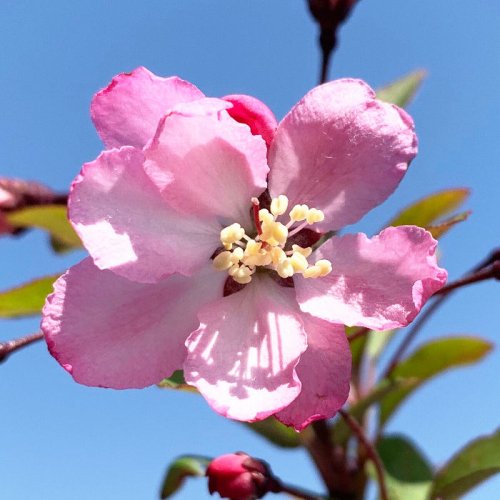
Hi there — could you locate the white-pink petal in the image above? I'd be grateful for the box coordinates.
[144,99,269,228]
[41,258,226,389]
[91,67,204,149]
[184,275,307,422]
[268,79,417,231]
[276,315,350,431]
[69,146,220,283]
[295,226,447,330]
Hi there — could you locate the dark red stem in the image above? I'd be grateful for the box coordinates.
[0,331,44,363]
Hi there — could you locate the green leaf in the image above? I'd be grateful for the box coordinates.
[158,370,198,393]
[387,188,470,229]
[244,417,300,448]
[426,211,471,239]
[376,434,433,500]
[160,455,211,499]
[376,70,427,108]
[431,429,500,499]
[366,329,396,361]
[380,336,492,426]
[6,204,82,251]
[0,274,59,318]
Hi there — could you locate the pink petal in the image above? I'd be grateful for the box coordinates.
[183,275,307,422]
[69,146,220,283]
[41,258,226,389]
[144,99,269,227]
[295,226,447,330]
[91,67,204,149]
[276,316,350,431]
[223,94,278,146]
[268,79,418,231]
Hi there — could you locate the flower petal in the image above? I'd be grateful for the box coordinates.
[69,146,220,283]
[223,94,278,146]
[144,99,269,227]
[276,316,350,431]
[295,226,447,330]
[41,258,226,389]
[184,275,307,422]
[91,67,204,149]
[268,79,417,231]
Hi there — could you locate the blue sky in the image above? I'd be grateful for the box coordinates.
[1,1,498,499]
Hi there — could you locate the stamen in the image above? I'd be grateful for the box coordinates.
[215,195,332,285]
[270,195,289,217]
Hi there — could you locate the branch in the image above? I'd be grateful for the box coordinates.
[0,332,44,363]
[338,410,388,500]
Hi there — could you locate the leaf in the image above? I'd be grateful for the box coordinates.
[6,204,82,251]
[376,70,427,108]
[244,417,300,448]
[426,211,471,239]
[380,336,492,426]
[158,370,198,393]
[160,455,211,499]
[431,429,500,499]
[376,434,433,500]
[0,274,59,318]
[366,329,396,361]
[387,188,470,230]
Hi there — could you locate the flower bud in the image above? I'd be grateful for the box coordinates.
[206,453,275,500]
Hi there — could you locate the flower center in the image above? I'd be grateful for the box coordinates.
[213,194,332,285]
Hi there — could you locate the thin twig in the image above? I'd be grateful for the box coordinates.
[338,410,388,500]
[382,249,499,378]
[434,261,499,295]
[0,331,44,363]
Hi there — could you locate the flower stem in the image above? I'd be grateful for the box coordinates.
[306,0,359,83]
[0,331,44,363]
[338,410,388,500]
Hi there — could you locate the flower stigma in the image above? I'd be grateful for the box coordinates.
[213,195,332,284]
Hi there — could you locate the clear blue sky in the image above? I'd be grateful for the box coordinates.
[1,1,498,499]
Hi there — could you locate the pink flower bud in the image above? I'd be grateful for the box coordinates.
[206,453,274,500]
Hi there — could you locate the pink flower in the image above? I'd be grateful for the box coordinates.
[41,67,446,430]
[206,453,272,500]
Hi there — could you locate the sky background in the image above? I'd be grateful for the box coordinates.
[1,1,499,499]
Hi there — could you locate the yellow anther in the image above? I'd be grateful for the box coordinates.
[303,259,332,278]
[260,220,288,246]
[270,195,289,217]
[212,251,233,271]
[220,223,245,245]
[232,265,253,284]
[230,247,244,264]
[306,208,325,224]
[270,247,286,265]
[277,259,294,278]
[244,239,261,256]
[290,251,309,273]
[289,204,309,222]
[315,259,332,277]
[303,266,321,278]
[228,264,241,277]
[291,244,312,258]
[258,209,274,224]
[223,242,233,250]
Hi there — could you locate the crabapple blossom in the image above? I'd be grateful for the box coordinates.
[41,67,447,431]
